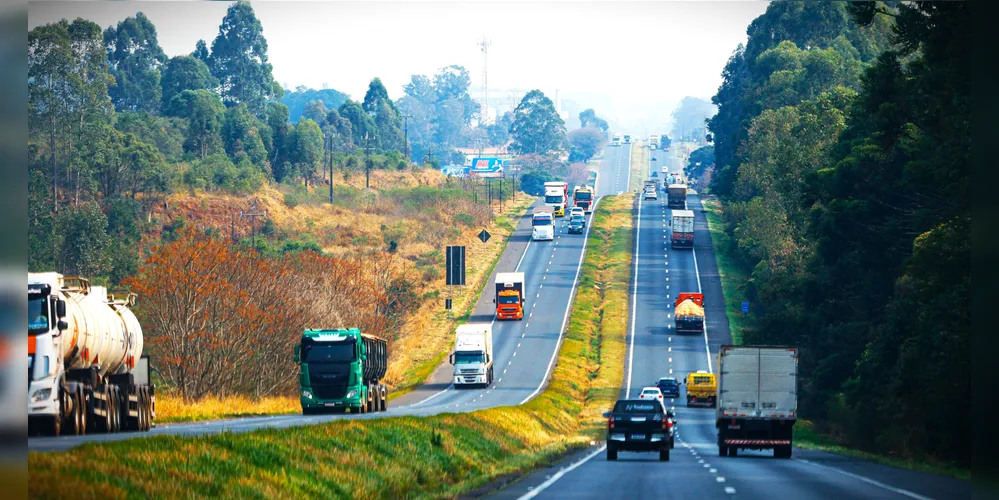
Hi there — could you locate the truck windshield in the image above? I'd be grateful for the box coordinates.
[533,217,552,226]
[575,192,592,201]
[693,376,713,385]
[302,341,355,363]
[545,195,563,204]
[28,296,48,334]
[454,352,485,364]
[498,295,520,305]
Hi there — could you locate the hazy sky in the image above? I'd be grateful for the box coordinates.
[29,1,768,132]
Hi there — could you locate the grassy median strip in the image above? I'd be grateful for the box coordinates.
[700,196,750,345]
[27,194,635,500]
[628,142,647,192]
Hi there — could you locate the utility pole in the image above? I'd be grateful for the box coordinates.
[401,114,412,162]
[479,38,492,125]
[240,202,267,250]
[325,130,336,204]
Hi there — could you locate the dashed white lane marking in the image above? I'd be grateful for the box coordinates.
[711,468,718,473]
[716,477,726,483]
[724,487,736,494]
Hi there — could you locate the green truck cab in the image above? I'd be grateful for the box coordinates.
[295,328,388,414]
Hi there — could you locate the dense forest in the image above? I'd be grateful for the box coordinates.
[704,2,969,465]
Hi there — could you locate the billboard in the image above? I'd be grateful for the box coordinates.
[469,157,504,178]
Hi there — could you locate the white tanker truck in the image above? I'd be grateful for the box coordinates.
[28,272,154,436]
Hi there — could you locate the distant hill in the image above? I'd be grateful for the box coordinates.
[281,87,350,123]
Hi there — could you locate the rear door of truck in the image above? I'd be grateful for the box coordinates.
[610,400,664,441]
[719,347,761,418]
[759,348,797,418]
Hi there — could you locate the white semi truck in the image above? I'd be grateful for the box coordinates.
[28,273,154,436]
[449,323,494,388]
[716,345,798,458]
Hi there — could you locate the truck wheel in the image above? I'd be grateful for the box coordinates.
[606,446,618,461]
[141,389,151,431]
[70,390,84,435]
[660,447,671,461]
[775,445,792,459]
[108,388,118,433]
[729,446,738,457]
[380,385,387,412]
[719,445,728,457]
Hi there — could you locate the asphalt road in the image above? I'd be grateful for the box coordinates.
[28,146,634,453]
[489,145,971,499]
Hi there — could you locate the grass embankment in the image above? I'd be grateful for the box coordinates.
[794,421,970,480]
[628,141,647,192]
[27,194,636,499]
[155,395,300,424]
[700,197,751,345]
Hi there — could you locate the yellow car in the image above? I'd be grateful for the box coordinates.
[684,370,717,407]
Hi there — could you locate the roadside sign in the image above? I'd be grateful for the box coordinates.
[741,301,749,313]
[446,245,466,286]
[445,298,452,310]
[478,229,491,244]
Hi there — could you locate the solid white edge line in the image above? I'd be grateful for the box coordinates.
[519,196,602,405]
[516,445,607,500]
[794,458,935,500]
[691,208,712,373]
[415,203,536,407]
[625,192,642,399]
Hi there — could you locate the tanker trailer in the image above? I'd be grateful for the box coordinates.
[28,272,154,436]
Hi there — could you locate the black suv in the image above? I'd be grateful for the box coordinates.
[657,377,680,398]
[604,399,672,461]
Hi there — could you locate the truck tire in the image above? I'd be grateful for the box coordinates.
[660,447,671,461]
[141,388,151,431]
[379,385,387,412]
[70,389,84,435]
[109,387,120,433]
[729,446,738,457]
[606,446,618,461]
[775,445,792,459]
[719,445,728,457]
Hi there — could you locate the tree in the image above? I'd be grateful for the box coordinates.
[374,100,405,152]
[403,74,435,105]
[669,97,716,143]
[167,89,225,159]
[288,118,323,183]
[222,104,268,170]
[301,99,327,126]
[509,90,566,156]
[684,145,714,179]
[567,126,603,163]
[104,12,167,113]
[486,111,513,146]
[280,87,348,123]
[362,77,392,114]
[207,1,280,113]
[161,55,217,112]
[578,108,609,132]
[338,99,378,148]
[433,65,478,122]
[192,39,210,65]
[55,203,111,278]
[266,102,293,180]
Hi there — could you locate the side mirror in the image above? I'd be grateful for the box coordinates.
[56,299,66,318]
[293,344,300,363]
[602,412,612,418]
[57,320,68,331]
[449,353,455,365]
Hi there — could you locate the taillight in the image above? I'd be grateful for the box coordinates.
[663,419,672,430]
[608,417,614,429]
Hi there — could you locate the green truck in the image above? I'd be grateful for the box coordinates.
[295,328,388,414]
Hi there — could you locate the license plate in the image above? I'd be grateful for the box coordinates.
[324,403,340,407]
[630,434,646,440]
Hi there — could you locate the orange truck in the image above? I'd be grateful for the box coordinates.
[674,292,704,334]
[494,272,526,320]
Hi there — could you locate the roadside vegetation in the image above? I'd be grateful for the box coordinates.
[691,3,969,468]
[699,197,750,345]
[28,194,635,499]
[156,395,299,423]
[627,141,646,192]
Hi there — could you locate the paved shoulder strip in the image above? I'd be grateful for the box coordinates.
[516,445,607,500]
[795,458,935,500]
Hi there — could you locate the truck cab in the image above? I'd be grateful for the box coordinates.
[450,324,494,387]
[670,209,695,249]
[544,181,568,216]
[612,133,622,146]
[296,328,388,414]
[494,272,525,320]
[667,184,687,209]
[532,208,555,241]
[573,186,593,213]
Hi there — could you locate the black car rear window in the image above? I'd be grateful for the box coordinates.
[613,400,663,414]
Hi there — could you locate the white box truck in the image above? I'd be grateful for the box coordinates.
[532,207,555,241]
[450,324,494,388]
[716,345,798,458]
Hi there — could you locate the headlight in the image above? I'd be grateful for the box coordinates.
[30,388,51,403]
[301,390,313,399]
[346,390,358,399]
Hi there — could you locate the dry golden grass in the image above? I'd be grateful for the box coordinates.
[28,194,637,500]
[155,394,300,423]
[629,141,648,192]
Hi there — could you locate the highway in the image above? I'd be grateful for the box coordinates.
[27,145,633,452]
[489,144,971,500]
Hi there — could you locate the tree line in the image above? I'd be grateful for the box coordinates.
[702,2,968,466]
